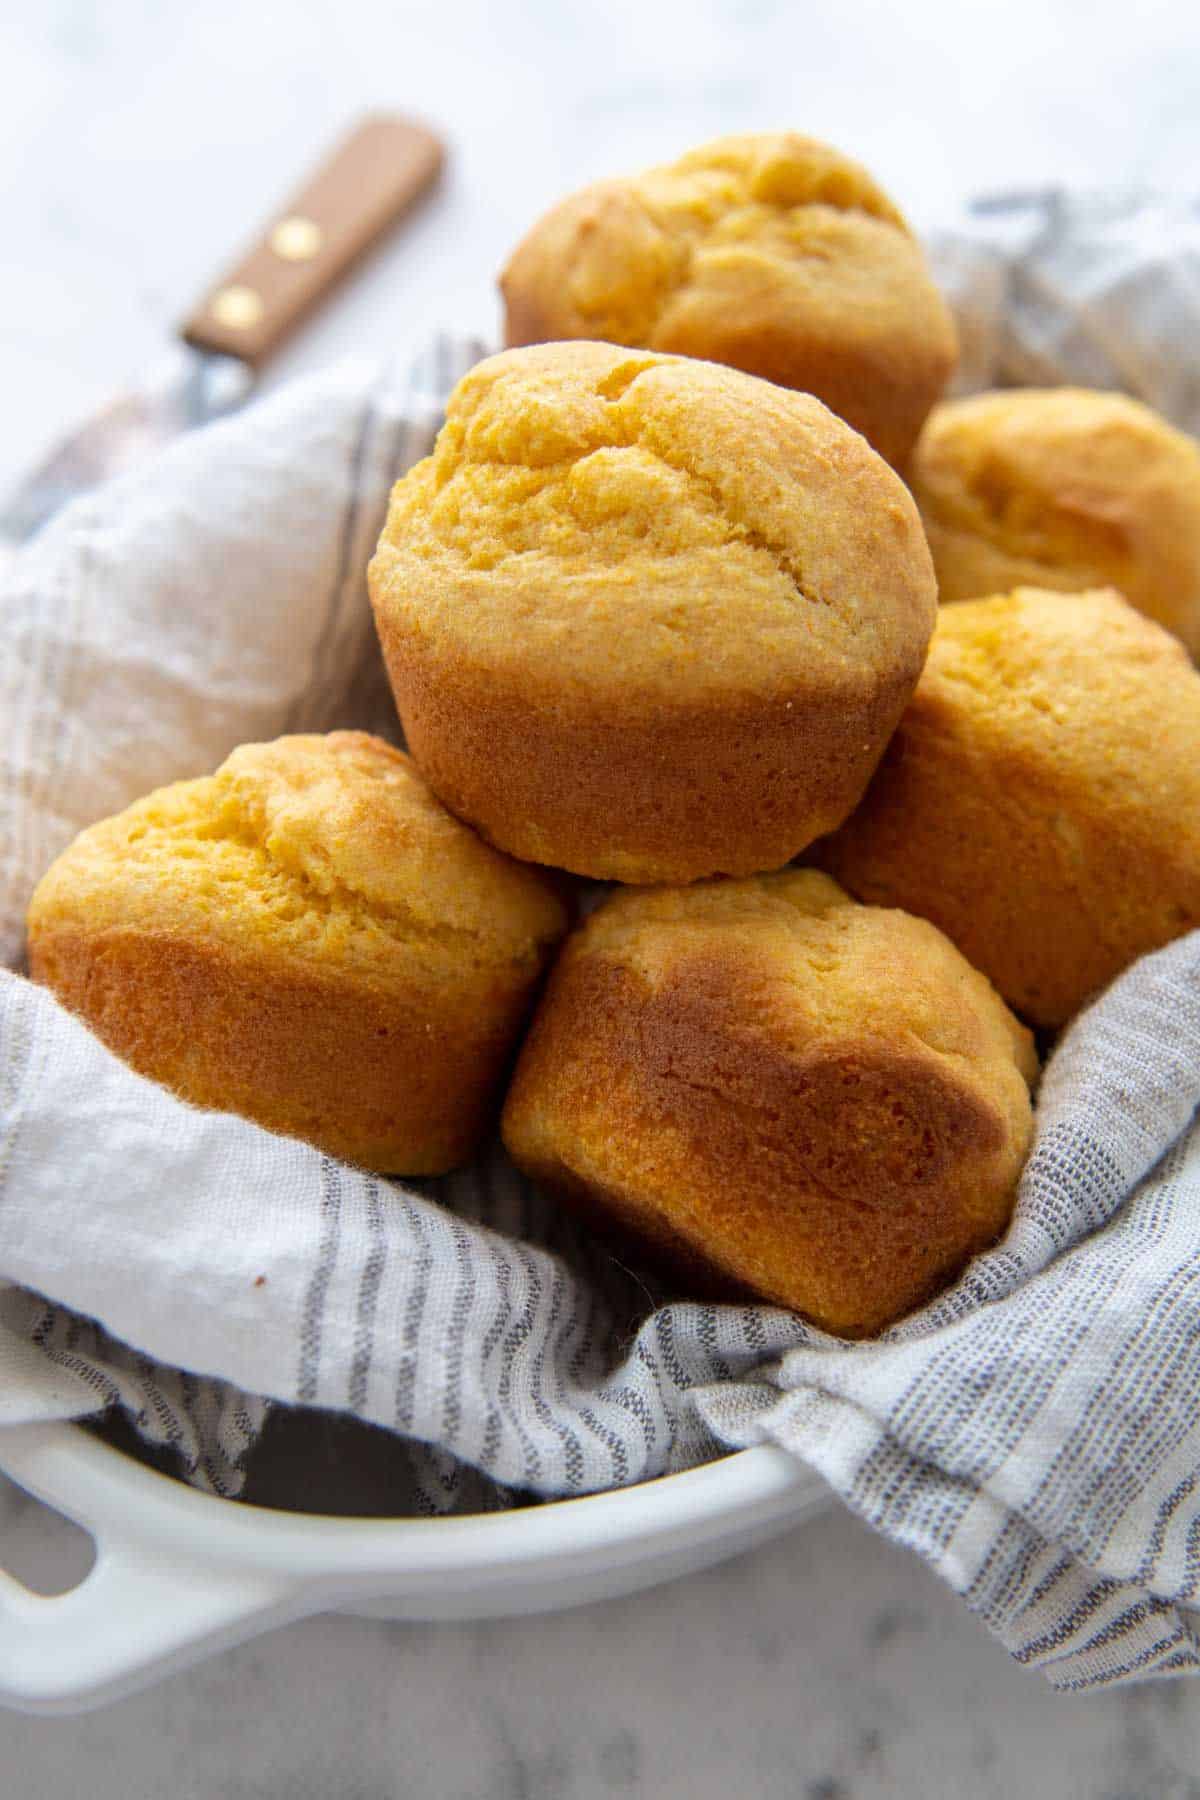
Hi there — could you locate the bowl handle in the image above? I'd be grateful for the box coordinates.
[0,1428,309,1715]
[0,1543,302,1715]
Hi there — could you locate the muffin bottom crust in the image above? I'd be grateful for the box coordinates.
[30,925,532,1174]
[380,628,921,883]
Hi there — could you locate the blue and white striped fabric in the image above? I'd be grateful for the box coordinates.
[4,190,1200,1689]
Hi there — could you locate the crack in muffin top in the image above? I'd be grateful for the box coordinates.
[504,133,913,349]
[29,733,567,983]
[370,341,936,704]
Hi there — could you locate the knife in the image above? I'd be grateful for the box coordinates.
[0,113,443,556]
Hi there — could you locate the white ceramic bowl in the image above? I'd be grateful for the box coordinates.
[0,1420,828,1714]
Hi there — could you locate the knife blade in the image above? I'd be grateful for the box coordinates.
[0,113,443,556]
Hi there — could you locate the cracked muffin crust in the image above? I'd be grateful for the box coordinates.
[26,732,568,1172]
[817,587,1200,1027]
[502,869,1036,1337]
[499,132,958,466]
[909,388,1200,655]
[368,340,938,883]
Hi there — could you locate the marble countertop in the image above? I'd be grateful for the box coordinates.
[4,0,1200,1791]
[5,1466,1200,1798]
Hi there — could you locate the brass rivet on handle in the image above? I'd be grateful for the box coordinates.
[270,215,324,261]
[210,285,265,330]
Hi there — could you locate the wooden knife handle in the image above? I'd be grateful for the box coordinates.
[181,115,444,366]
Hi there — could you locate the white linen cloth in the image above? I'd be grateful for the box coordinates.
[3,193,1200,1688]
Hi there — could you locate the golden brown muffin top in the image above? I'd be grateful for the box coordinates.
[370,341,936,705]
[498,133,958,467]
[818,586,1200,1025]
[909,583,1200,882]
[28,732,567,986]
[910,388,1200,640]
[502,132,908,347]
[580,868,1037,1087]
[916,585,1196,785]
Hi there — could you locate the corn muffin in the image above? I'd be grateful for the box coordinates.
[27,732,568,1173]
[910,388,1200,655]
[502,871,1036,1338]
[819,588,1200,1028]
[499,132,958,467]
[369,341,937,885]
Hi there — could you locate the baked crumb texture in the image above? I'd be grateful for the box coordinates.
[500,131,958,467]
[818,587,1200,1027]
[369,340,937,884]
[502,869,1036,1338]
[910,388,1200,656]
[27,732,568,1173]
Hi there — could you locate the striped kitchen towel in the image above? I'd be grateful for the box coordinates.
[4,188,1200,1690]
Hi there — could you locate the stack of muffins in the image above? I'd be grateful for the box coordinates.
[28,133,1200,1339]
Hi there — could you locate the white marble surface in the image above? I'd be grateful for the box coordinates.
[4,0,1200,1790]
[6,1471,1200,1800]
